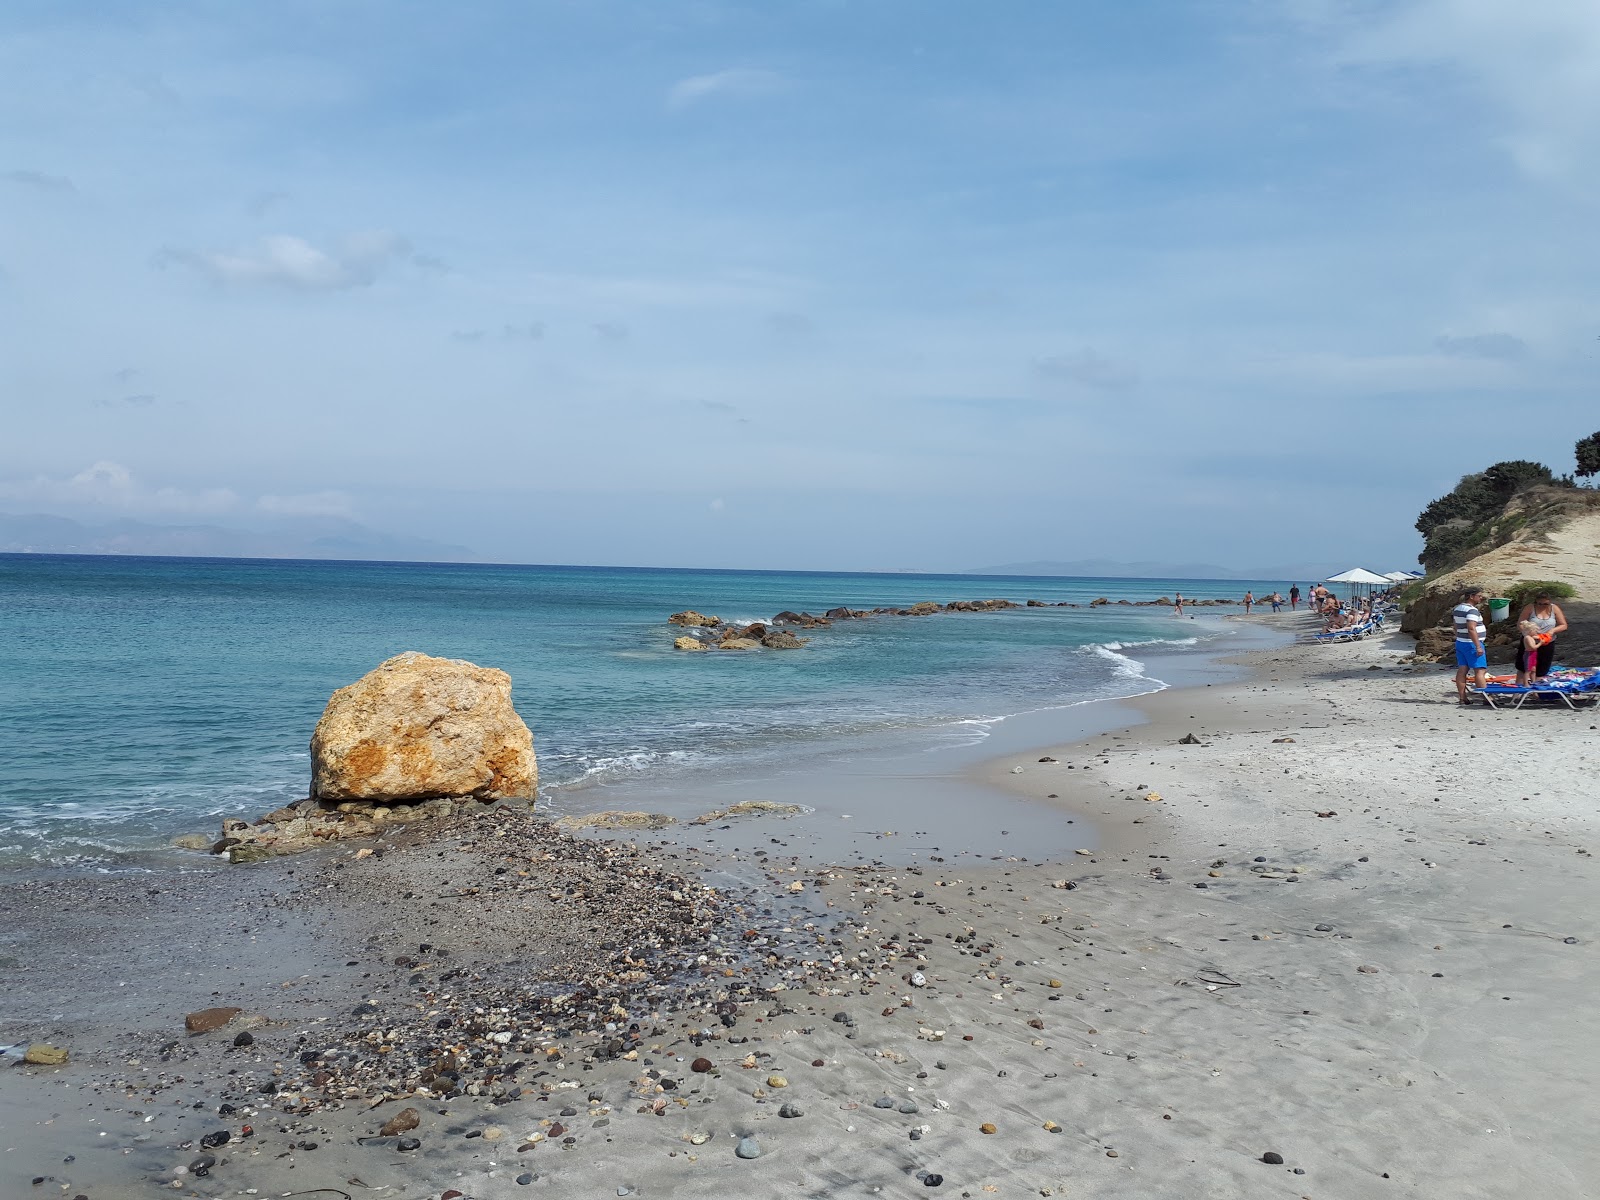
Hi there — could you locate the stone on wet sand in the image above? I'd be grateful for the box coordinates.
[185,1006,242,1035]
[379,1107,420,1137]
[556,811,677,830]
[23,1043,68,1065]
[735,1136,762,1159]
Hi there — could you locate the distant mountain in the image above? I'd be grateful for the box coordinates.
[965,558,1340,581]
[0,512,475,563]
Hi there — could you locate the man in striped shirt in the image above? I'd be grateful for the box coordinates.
[1453,586,1488,704]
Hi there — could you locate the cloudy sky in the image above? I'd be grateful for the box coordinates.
[2,0,1597,571]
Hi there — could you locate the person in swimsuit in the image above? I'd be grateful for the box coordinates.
[1243,590,1254,615]
[1173,592,1184,618]
[1289,585,1300,610]
[1514,592,1568,685]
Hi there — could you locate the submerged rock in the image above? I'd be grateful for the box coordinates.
[669,610,722,627]
[310,652,536,803]
[556,811,677,830]
[674,636,710,652]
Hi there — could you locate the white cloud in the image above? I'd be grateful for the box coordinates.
[159,231,412,291]
[1034,349,1138,391]
[256,491,356,519]
[1338,0,1600,179]
[1,168,75,193]
[1434,331,1528,359]
[0,461,239,514]
[667,68,787,110]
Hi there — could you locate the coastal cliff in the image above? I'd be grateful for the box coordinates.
[1402,487,1600,663]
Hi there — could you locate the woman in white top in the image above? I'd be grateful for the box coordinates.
[1515,593,1568,685]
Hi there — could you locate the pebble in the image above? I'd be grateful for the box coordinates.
[874,1096,896,1109]
[979,1122,997,1135]
[517,1172,534,1185]
[923,1173,944,1186]
[1262,1151,1284,1165]
[767,1074,789,1088]
[231,1031,254,1048]
[691,1057,714,1072]
[779,1103,804,1118]
[396,1137,421,1152]
[898,1100,919,1114]
[735,1136,762,1159]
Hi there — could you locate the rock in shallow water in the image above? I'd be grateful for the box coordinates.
[310,651,537,802]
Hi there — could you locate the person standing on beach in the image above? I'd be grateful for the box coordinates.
[1453,587,1489,704]
[1243,590,1254,615]
[1289,585,1300,611]
[1514,592,1568,685]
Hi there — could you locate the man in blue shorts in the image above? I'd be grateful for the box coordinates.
[1452,586,1488,705]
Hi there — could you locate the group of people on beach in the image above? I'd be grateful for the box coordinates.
[1452,586,1569,703]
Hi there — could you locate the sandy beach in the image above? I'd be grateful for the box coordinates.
[5,612,1596,1199]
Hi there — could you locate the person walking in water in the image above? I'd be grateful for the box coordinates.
[1173,591,1184,618]
[1453,586,1488,705]
[1243,590,1254,615]
[1289,584,1300,611]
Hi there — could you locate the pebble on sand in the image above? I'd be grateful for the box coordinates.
[735,1136,762,1159]
[23,1044,68,1066]
[1262,1151,1285,1165]
[379,1108,420,1137]
[184,1006,243,1035]
[979,1123,997,1135]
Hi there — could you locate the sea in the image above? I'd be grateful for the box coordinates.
[0,555,1301,870]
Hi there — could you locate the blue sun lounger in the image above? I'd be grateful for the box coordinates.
[1470,668,1600,710]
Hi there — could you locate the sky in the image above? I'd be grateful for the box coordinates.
[2,0,1597,572]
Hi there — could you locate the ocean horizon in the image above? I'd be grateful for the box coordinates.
[0,552,1301,870]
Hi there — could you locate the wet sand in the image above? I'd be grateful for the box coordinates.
[4,613,1597,1198]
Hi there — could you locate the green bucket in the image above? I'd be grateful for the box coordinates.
[1487,598,1512,625]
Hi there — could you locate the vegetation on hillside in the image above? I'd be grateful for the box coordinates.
[1414,460,1568,570]
[1502,580,1577,616]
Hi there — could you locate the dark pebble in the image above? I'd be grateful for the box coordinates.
[1564,937,1579,945]
[517,1173,535,1185]
[189,1154,216,1176]
[779,1104,804,1118]
[397,1137,421,1151]
[1262,1151,1284,1165]
[873,1096,896,1109]
[924,1174,943,1187]
[232,1031,254,1048]
[199,1130,231,1150]
[560,1107,578,1117]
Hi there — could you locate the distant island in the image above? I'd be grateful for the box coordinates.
[0,512,475,563]
[965,558,1339,581]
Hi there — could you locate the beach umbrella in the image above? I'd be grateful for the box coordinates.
[1326,567,1390,604]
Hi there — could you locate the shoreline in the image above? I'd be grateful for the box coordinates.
[5,613,1597,1197]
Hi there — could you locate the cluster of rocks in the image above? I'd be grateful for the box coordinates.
[670,594,1252,649]
[669,615,812,652]
[176,651,539,862]
[1409,622,1521,665]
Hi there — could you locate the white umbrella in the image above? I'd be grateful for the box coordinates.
[1325,567,1390,606]
[1326,567,1390,585]
[1383,571,1413,583]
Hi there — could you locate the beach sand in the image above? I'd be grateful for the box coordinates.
[4,614,1596,1199]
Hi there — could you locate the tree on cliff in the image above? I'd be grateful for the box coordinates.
[1414,460,1557,570]
[1576,431,1600,481]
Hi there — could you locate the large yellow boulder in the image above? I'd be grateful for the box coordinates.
[310,653,536,803]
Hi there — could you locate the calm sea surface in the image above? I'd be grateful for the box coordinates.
[0,555,1295,868]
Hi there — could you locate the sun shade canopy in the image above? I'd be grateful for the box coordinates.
[1326,567,1391,585]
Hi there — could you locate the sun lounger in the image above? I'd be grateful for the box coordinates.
[1469,667,1600,710]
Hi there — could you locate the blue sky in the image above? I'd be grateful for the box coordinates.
[2,0,1597,571]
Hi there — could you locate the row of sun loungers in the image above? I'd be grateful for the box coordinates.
[1469,667,1600,710]
[1310,611,1386,642]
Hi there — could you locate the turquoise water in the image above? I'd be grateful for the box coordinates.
[0,554,1289,868]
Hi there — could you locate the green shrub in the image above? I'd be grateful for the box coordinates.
[1500,580,1578,619]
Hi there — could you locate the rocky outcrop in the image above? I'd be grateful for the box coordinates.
[773,611,833,628]
[669,610,722,627]
[761,630,809,649]
[310,652,536,804]
[674,636,709,652]
[211,795,479,863]
[717,637,763,651]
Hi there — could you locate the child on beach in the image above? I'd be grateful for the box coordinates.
[1517,619,1554,666]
